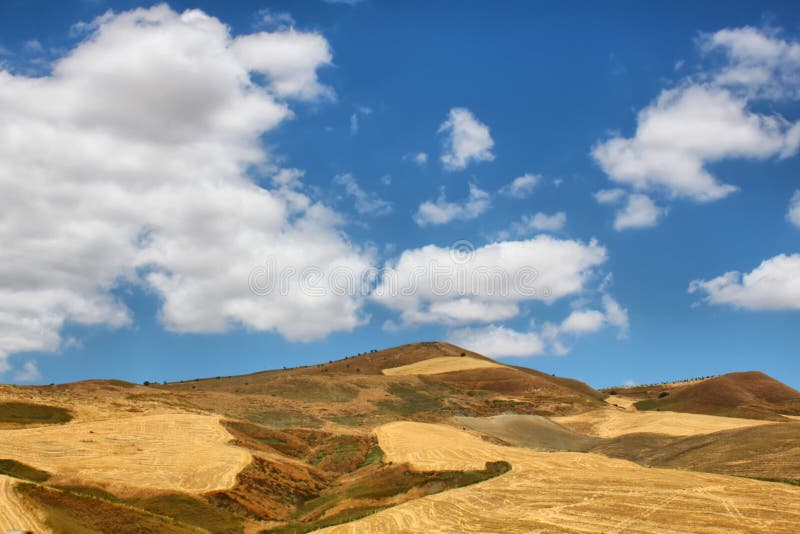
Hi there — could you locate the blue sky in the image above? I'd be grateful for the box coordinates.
[1,0,799,390]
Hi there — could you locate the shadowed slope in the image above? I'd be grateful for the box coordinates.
[594,422,800,482]
[633,371,800,420]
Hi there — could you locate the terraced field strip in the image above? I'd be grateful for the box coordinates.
[318,422,800,533]
[382,356,504,376]
[0,413,251,493]
[0,475,48,533]
[553,407,775,438]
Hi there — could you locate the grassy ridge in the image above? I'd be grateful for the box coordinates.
[16,484,198,534]
[0,402,73,425]
[0,459,51,482]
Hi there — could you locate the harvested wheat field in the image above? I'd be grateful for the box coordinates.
[0,413,250,493]
[0,475,48,533]
[382,356,504,376]
[319,421,800,533]
[552,407,775,438]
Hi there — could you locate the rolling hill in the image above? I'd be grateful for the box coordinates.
[1,341,800,532]
[611,371,800,420]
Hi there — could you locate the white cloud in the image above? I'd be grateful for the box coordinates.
[689,253,800,310]
[594,27,800,213]
[602,294,630,335]
[403,152,428,165]
[447,291,628,358]
[438,108,495,171]
[701,27,800,100]
[413,184,490,226]
[256,8,296,30]
[594,188,626,204]
[538,293,629,355]
[349,106,372,136]
[23,40,44,53]
[499,173,541,198]
[500,212,567,239]
[272,168,305,188]
[0,6,372,368]
[448,325,545,358]
[334,173,392,216]
[560,309,606,334]
[232,27,333,101]
[372,236,607,326]
[593,85,798,201]
[323,0,366,5]
[787,190,800,228]
[13,361,41,383]
[525,212,567,232]
[614,194,664,230]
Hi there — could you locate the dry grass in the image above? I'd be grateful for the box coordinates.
[0,475,49,533]
[605,395,639,410]
[382,356,503,376]
[0,413,250,493]
[319,422,800,533]
[552,407,775,438]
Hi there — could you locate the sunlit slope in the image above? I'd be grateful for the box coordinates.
[0,475,48,533]
[382,356,504,376]
[320,422,800,533]
[0,413,250,493]
[553,406,775,438]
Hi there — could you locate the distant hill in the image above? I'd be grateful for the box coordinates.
[161,342,604,422]
[612,371,800,420]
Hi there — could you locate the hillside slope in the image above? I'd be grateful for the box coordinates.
[631,371,800,420]
[160,342,604,423]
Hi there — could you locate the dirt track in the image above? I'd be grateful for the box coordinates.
[382,356,503,376]
[0,413,250,493]
[552,407,775,438]
[0,475,48,533]
[319,422,800,533]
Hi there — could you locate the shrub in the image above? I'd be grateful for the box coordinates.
[658,391,669,398]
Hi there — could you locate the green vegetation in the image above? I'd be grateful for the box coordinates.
[633,398,659,411]
[103,380,136,389]
[659,391,670,398]
[746,477,800,487]
[127,493,243,534]
[310,438,365,472]
[0,459,51,482]
[246,410,323,429]
[265,461,511,534]
[360,446,383,467]
[262,379,359,403]
[53,485,120,502]
[376,381,448,416]
[0,401,73,425]
[325,415,363,426]
[16,484,196,534]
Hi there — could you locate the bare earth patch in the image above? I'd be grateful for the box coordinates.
[553,407,775,438]
[0,475,49,533]
[0,413,250,493]
[381,356,503,376]
[319,422,800,533]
